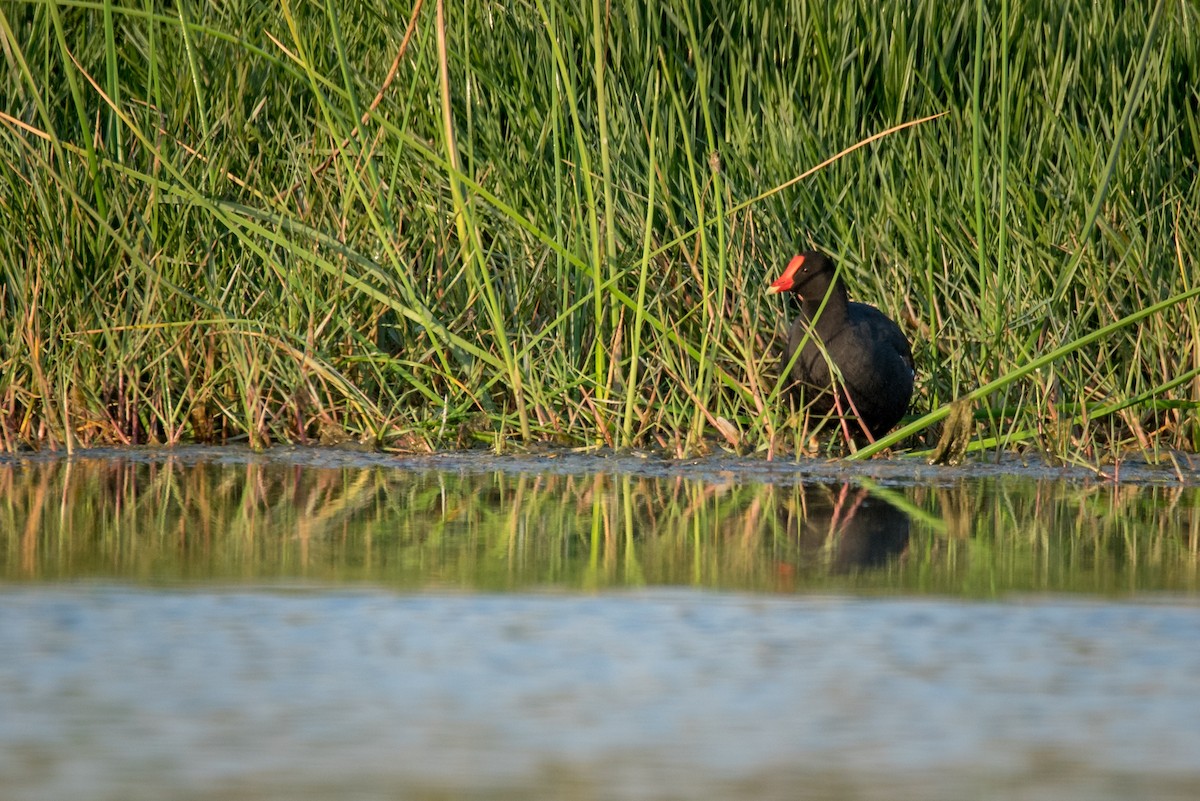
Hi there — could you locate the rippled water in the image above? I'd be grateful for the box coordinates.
[1,447,1199,800]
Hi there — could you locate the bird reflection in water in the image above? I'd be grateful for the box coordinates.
[775,482,910,582]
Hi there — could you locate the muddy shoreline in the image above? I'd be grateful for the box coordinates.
[3,445,1199,486]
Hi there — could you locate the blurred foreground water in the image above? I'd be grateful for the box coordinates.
[1,448,1198,800]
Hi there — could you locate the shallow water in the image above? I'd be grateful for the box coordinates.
[4,447,1198,593]
[2,448,1199,800]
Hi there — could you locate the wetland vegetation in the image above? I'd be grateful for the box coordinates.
[1,0,1198,460]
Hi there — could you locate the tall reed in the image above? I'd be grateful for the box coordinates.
[1,0,1197,460]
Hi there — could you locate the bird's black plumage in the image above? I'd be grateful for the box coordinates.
[768,251,914,439]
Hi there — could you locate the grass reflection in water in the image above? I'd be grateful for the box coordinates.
[1,455,1197,595]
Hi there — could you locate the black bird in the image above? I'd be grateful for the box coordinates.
[767,250,914,440]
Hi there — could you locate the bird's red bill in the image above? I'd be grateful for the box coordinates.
[767,254,806,295]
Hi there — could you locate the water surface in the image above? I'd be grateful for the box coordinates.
[4,448,1198,593]
[1,448,1198,801]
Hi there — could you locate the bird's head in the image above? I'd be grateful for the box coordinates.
[766,251,837,298]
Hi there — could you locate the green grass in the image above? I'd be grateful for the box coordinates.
[1,0,1198,461]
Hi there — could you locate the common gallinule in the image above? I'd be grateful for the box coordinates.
[767,250,914,440]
